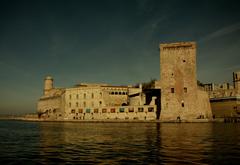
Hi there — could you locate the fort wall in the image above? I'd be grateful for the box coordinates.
[159,42,212,121]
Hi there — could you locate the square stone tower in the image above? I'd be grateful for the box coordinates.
[159,42,212,121]
[233,71,240,94]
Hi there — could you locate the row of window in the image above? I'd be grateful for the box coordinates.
[69,101,102,108]
[170,87,187,93]
[70,107,154,114]
[69,92,102,100]
[44,109,57,113]
[109,91,128,95]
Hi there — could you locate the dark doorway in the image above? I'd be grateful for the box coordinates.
[143,89,161,119]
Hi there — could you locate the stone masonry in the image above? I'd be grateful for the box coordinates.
[156,42,212,121]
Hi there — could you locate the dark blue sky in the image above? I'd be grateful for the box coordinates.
[0,0,240,114]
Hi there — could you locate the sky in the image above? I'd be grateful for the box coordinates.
[0,0,240,114]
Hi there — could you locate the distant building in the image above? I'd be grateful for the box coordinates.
[203,71,240,118]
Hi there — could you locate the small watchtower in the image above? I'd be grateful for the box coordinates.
[233,71,240,93]
[44,76,53,95]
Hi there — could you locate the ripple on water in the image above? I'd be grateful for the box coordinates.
[0,121,240,164]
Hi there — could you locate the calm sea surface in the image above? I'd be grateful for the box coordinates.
[0,120,239,164]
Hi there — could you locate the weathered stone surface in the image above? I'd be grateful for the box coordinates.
[37,81,156,120]
[158,42,212,121]
[202,71,240,118]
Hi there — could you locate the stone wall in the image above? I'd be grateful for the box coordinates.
[211,98,240,118]
[37,95,64,120]
[102,86,128,106]
[65,105,156,120]
[159,42,212,121]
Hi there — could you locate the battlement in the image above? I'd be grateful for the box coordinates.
[160,42,196,50]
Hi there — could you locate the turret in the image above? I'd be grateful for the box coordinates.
[44,76,53,95]
[233,71,240,94]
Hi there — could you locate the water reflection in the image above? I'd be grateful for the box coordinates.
[210,123,240,164]
[158,123,213,164]
[37,122,240,164]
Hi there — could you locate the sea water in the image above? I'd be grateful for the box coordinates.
[0,120,239,164]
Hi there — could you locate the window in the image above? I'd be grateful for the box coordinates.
[76,94,79,99]
[138,107,144,112]
[69,94,72,99]
[111,92,114,95]
[76,102,79,107]
[182,103,184,107]
[171,88,174,93]
[102,108,107,113]
[183,60,186,63]
[92,93,94,98]
[71,109,75,113]
[94,109,98,113]
[119,108,125,113]
[184,87,187,93]
[69,102,71,108]
[53,109,56,113]
[181,100,184,107]
[115,92,118,95]
[111,108,116,113]
[148,107,154,112]
[129,107,134,113]
[100,92,102,97]
[86,109,91,113]
[78,109,83,113]
[99,101,102,106]
[83,101,86,107]
[91,102,94,107]
[84,93,86,99]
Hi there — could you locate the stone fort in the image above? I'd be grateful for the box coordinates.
[37,41,213,121]
[155,42,212,121]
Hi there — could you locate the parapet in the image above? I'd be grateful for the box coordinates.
[45,76,53,80]
[160,42,196,50]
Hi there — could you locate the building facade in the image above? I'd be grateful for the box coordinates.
[37,79,157,121]
[155,42,212,121]
[203,71,240,118]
